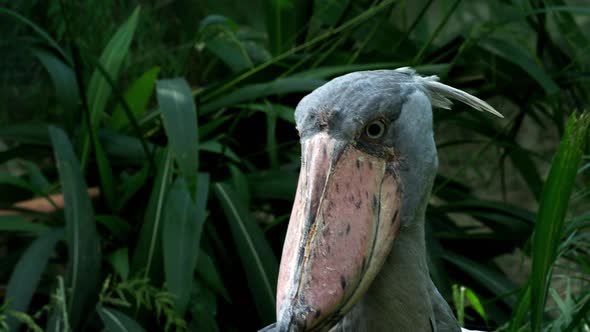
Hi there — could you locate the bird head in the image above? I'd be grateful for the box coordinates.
[275,68,502,332]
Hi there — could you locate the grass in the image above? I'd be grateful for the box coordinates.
[0,0,589,331]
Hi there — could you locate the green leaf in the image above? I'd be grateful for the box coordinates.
[132,148,173,281]
[0,215,50,234]
[530,113,589,330]
[509,284,531,332]
[194,174,211,233]
[213,183,278,323]
[93,131,117,211]
[196,251,230,302]
[163,175,209,314]
[22,160,51,193]
[98,307,146,332]
[464,287,488,324]
[452,284,465,326]
[442,251,516,305]
[479,37,559,95]
[266,0,296,54]
[80,6,141,167]
[563,294,590,332]
[200,141,241,162]
[198,115,233,139]
[265,103,279,168]
[0,123,51,146]
[4,229,63,332]
[241,103,295,123]
[437,200,534,236]
[107,66,160,131]
[189,279,220,332]
[157,78,199,191]
[107,248,130,281]
[33,48,79,132]
[0,8,68,60]
[201,78,325,115]
[200,15,255,72]
[49,126,101,329]
[247,169,298,200]
[117,165,150,210]
[229,165,250,207]
[307,0,351,37]
[96,215,132,240]
[100,131,156,164]
[508,145,543,201]
[0,172,42,196]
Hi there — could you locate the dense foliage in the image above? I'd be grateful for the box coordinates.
[0,0,589,331]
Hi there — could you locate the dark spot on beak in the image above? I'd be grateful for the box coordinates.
[340,275,347,290]
[346,224,351,235]
[354,200,362,209]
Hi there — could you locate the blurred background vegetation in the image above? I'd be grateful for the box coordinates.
[0,0,589,331]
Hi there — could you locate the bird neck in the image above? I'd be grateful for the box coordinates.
[362,189,434,330]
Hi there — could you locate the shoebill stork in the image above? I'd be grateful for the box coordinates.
[259,68,502,332]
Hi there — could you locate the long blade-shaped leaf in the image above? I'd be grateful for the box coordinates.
[0,215,50,234]
[107,66,160,131]
[80,6,141,167]
[157,78,199,191]
[200,15,255,72]
[0,8,68,59]
[132,148,173,281]
[530,113,589,330]
[196,250,230,302]
[4,229,63,332]
[266,0,296,55]
[93,131,116,211]
[213,183,278,323]
[189,279,220,332]
[49,126,101,329]
[163,174,209,314]
[479,38,559,95]
[98,307,146,332]
[33,49,79,133]
[201,78,325,115]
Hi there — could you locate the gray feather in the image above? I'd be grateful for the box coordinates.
[395,67,504,118]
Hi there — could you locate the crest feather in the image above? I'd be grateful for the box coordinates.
[397,67,504,118]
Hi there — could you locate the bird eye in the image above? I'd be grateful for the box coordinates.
[365,120,386,139]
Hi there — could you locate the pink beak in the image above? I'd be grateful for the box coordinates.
[276,133,402,331]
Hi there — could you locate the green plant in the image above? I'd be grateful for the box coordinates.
[0,0,589,331]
